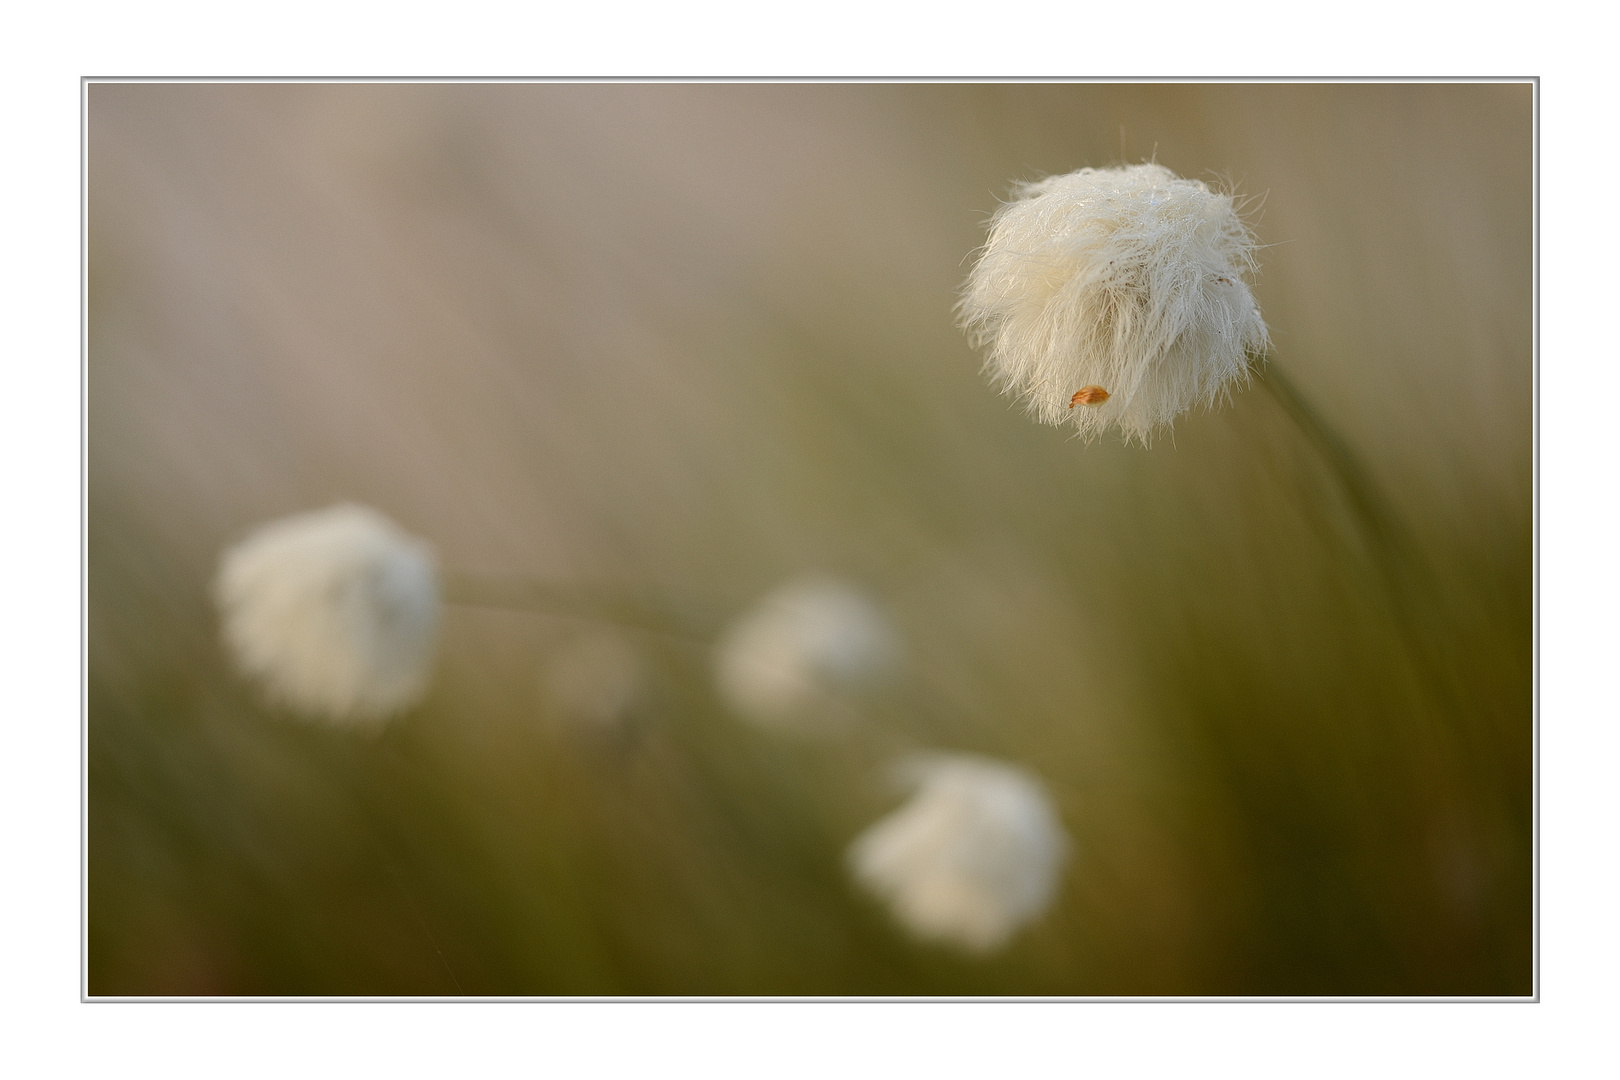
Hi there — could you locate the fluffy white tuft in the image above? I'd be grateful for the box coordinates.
[848,753,1068,953]
[713,576,901,731]
[213,504,440,726]
[959,163,1269,444]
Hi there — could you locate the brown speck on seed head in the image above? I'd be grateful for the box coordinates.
[1069,386,1111,408]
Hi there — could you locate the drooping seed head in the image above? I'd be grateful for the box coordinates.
[959,163,1269,444]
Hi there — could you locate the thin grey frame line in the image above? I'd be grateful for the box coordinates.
[80,75,1537,84]
[87,994,1538,1003]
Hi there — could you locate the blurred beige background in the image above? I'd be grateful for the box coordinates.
[89,83,1531,996]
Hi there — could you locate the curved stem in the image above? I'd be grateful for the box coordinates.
[1256,363,1448,670]
[1259,365,1407,563]
[440,571,723,646]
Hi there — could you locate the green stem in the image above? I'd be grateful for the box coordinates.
[1256,363,1445,666]
[439,571,722,645]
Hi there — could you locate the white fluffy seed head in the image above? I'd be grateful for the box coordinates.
[959,163,1270,444]
[848,754,1068,953]
[213,504,440,727]
[713,576,901,732]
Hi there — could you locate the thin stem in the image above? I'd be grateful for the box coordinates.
[440,571,723,646]
[1261,368,1418,559]
[1256,363,1451,676]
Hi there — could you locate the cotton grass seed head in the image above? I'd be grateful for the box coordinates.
[214,504,440,727]
[713,576,901,732]
[959,162,1269,444]
[848,753,1068,953]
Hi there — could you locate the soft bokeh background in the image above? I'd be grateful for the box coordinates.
[88,82,1532,996]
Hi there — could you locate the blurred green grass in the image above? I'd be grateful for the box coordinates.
[88,82,1531,995]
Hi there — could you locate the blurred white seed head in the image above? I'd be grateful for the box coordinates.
[713,576,901,732]
[849,753,1068,953]
[542,631,644,733]
[959,163,1269,444]
[213,504,440,727]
